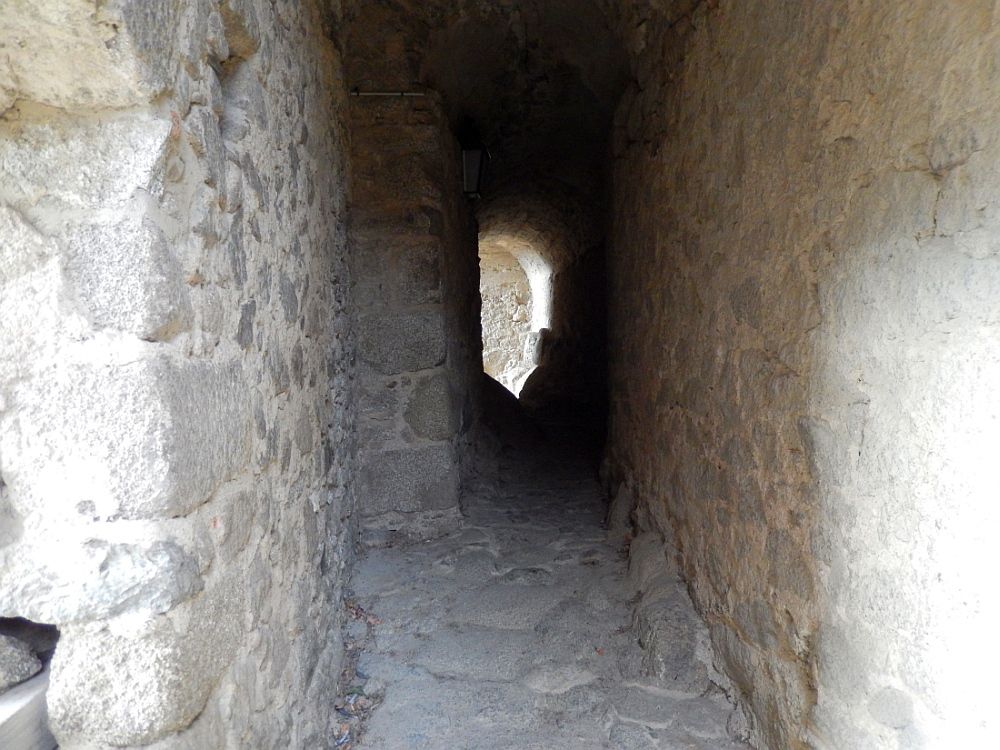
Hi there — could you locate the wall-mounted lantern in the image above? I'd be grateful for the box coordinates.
[458,119,489,198]
[462,147,488,196]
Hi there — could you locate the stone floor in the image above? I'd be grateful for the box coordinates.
[347,419,749,749]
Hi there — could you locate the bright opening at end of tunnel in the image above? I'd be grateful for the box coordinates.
[479,242,551,396]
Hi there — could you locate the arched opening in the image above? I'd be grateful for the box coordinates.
[411,0,626,443]
[478,239,551,396]
[475,186,610,442]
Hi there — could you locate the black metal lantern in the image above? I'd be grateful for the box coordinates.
[462,147,487,196]
[458,119,489,197]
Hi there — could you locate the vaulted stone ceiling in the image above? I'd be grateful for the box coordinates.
[343,0,697,215]
[342,0,668,195]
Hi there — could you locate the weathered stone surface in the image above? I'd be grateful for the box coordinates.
[65,215,193,340]
[626,531,679,595]
[634,592,710,695]
[604,2,1000,748]
[1,1,356,748]
[359,445,459,516]
[358,312,447,374]
[0,357,251,524]
[0,1,190,112]
[0,634,41,693]
[0,537,203,625]
[0,205,67,384]
[394,241,442,304]
[236,300,256,349]
[0,113,172,214]
[404,372,457,440]
[360,506,464,544]
[479,248,536,394]
[46,554,247,746]
[48,620,195,745]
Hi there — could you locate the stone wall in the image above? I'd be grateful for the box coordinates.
[479,250,535,394]
[0,1,356,746]
[349,94,479,540]
[604,1,1000,748]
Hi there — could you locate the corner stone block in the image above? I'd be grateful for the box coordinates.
[404,371,458,441]
[48,619,200,746]
[0,204,64,383]
[47,571,243,747]
[0,1,183,111]
[394,241,442,305]
[0,113,172,213]
[359,444,460,516]
[352,235,393,284]
[358,311,447,374]
[0,535,203,625]
[66,214,193,340]
[0,356,252,523]
[0,634,41,692]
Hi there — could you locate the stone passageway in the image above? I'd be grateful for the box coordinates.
[347,401,749,749]
[2,3,998,749]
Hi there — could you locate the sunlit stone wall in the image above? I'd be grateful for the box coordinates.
[605,2,1000,748]
[479,248,538,395]
[0,1,356,746]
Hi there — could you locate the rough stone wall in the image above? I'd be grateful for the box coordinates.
[0,1,356,747]
[349,94,479,540]
[605,1,1000,748]
[479,251,535,394]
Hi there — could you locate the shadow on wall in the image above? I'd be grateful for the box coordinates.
[478,240,551,396]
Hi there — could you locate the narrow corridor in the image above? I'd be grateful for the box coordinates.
[347,401,749,749]
[3,3,998,749]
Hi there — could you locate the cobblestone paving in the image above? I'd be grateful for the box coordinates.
[350,434,749,749]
